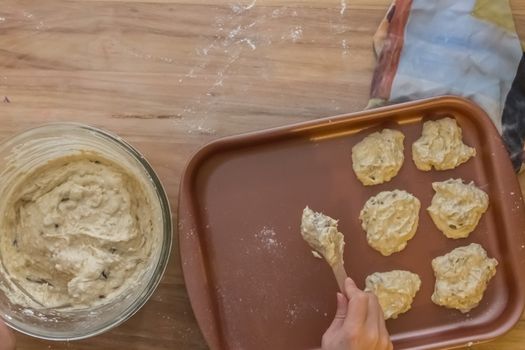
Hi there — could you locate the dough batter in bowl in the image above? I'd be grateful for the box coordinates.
[1,156,155,309]
[0,123,171,340]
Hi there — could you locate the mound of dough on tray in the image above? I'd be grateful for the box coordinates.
[359,190,420,256]
[428,179,489,239]
[412,117,475,171]
[431,243,498,313]
[365,270,421,320]
[351,129,405,186]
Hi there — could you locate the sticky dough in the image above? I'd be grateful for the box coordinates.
[412,117,475,171]
[428,179,489,239]
[0,155,156,309]
[360,190,420,256]
[365,270,421,320]
[431,243,497,313]
[352,129,405,186]
[301,207,344,267]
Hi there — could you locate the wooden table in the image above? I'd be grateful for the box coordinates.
[1,0,524,349]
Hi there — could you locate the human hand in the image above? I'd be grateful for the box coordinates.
[0,320,15,350]
[321,277,392,350]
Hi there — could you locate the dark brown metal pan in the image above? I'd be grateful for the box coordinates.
[179,96,525,349]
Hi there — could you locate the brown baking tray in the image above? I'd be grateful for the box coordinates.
[178,96,525,350]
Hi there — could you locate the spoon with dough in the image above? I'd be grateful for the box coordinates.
[301,206,348,293]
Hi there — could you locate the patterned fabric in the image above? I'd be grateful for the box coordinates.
[369,0,525,171]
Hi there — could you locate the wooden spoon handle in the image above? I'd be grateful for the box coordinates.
[331,262,348,294]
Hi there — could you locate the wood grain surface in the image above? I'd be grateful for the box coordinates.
[0,0,524,349]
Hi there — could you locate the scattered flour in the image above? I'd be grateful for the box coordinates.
[255,226,282,250]
[228,25,242,40]
[285,303,299,324]
[231,0,257,14]
[124,3,349,133]
[340,0,347,15]
[188,124,216,135]
[239,38,256,50]
[291,27,303,42]
[272,8,286,18]
[341,39,349,55]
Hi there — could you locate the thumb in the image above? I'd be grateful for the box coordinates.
[325,293,348,333]
[344,277,361,299]
[0,320,15,350]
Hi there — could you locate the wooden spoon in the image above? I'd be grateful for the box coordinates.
[301,207,348,293]
[330,261,348,294]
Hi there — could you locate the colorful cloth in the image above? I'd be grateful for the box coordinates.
[369,0,525,171]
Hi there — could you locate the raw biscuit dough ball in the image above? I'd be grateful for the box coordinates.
[431,243,498,313]
[412,117,476,171]
[360,190,420,256]
[352,129,405,186]
[428,179,489,239]
[365,270,421,320]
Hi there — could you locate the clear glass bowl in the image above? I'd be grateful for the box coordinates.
[0,123,172,340]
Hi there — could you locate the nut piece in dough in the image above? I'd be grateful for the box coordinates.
[428,179,489,239]
[352,129,405,186]
[360,190,420,256]
[431,243,498,313]
[301,207,345,267]
[365,270,421,320]
[412,117,476,171]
